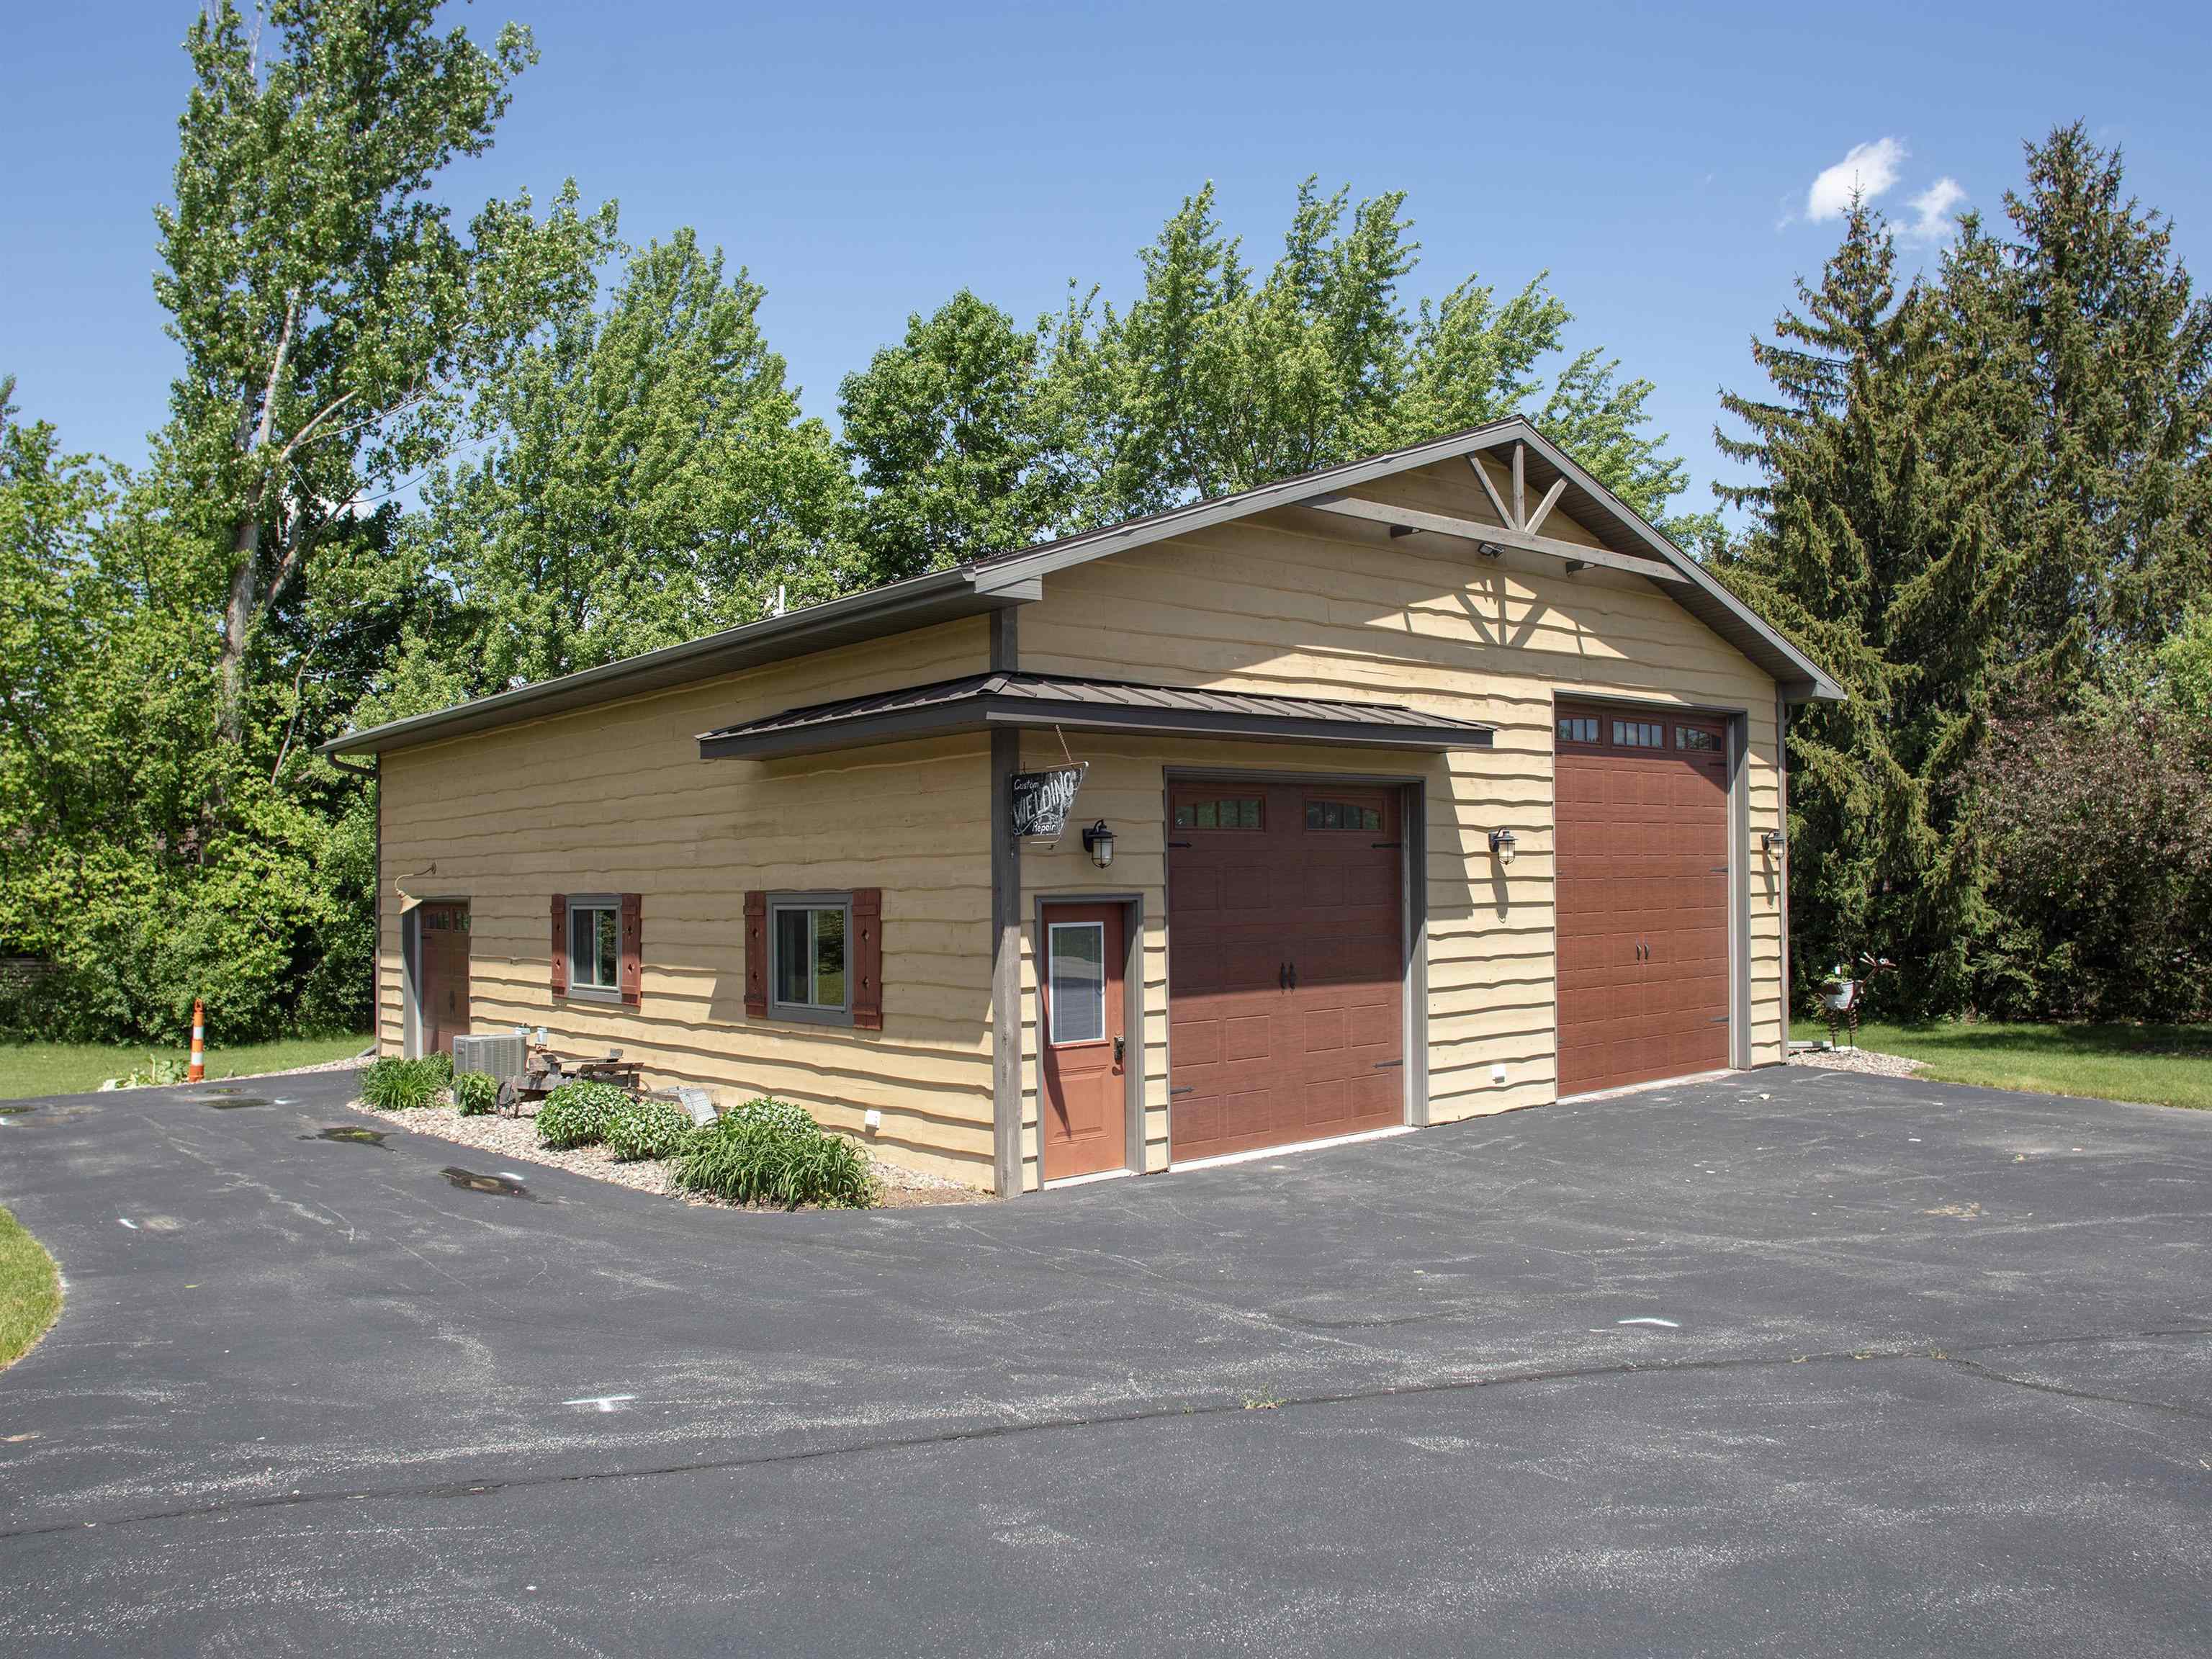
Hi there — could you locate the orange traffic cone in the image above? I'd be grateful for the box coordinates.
[188,999,206,1082]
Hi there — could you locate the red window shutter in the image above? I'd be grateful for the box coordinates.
[852,888,883,1031]
[550,895,567,996]
[619,893,643,1007]
[744,891,768,1018]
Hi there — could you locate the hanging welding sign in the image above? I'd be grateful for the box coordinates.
[1010,764,1087,840]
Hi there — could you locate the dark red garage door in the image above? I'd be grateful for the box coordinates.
[1167,780,1403,1161]
[1555,708,1731,1097]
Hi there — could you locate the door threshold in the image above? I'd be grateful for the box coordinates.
[1042,1166,1136,1191]
[1556,1068,1735,1106]
[1170,1123,1415,1174]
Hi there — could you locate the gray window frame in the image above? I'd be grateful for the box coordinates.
[767,891,855,1028]
[565,893,623,1003]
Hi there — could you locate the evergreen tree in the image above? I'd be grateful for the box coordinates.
[1998,123,2212,658]
[1713,202,2028,1013]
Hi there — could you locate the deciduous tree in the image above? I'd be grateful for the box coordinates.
[155,0,613,745]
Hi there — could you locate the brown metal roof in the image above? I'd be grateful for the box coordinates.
[697,673,1496,760]
[320,415,1839,760]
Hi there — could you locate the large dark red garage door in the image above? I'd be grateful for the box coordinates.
[1555,707,1732,1097]
[1167,780,1403,1161]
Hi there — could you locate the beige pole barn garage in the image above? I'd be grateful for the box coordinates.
[322,417,1841,1195]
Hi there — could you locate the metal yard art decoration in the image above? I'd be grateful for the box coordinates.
[1820,952,1894,1050]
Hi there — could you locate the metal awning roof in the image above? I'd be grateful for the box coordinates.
[697,673,1496,760]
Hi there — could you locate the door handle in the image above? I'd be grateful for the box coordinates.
[1287,961,1298,990]
[1280,961,1288,991]
[1113,1035,1125,1068]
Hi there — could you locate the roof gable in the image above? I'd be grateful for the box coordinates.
[323,415,1837,758]
[968,416,1843,703]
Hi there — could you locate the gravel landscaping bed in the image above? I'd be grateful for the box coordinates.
[229,1048,374,1079]
[342,1097,986,1208]
[1791,1045,1925,1079]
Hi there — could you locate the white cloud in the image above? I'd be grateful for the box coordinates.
[1904,176,1967,240]
[1807,138,1907,221]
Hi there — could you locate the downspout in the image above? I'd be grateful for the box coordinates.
[328,753,379,1056]
[989,607,1022,1197]
[1775,693,1791,1035]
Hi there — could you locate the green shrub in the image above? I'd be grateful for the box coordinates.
[418,1050,454,1084]
[671,1112,876,1209]
[604,1097,693,1162]
[452,1071,498,1116]
[359,1056,439,1111]
[535,1080,629,1149]
[723,1096,817,1134]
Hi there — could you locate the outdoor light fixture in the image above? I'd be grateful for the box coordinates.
[1082,819,1116,870]
[1763,828,1787,852]
[1488,827,1518,865]
[1477,541,1506,560]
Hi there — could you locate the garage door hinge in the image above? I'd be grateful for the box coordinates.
[1370,840,1402,848]
[1169,1086,1195,1097]
[1710,1014,1730,1023]
[1168,840,1192,849]
[1373,1058,1403,1069]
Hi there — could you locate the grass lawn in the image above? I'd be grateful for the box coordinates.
[1792,1017,2212,1110]
[1,1204,61,1370]
[0,1032,371,1102]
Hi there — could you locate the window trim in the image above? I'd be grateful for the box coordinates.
[767,891,855,1028]
[1046,920,1109,1047]
[564,893,623,1003]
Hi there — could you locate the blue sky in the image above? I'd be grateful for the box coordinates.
[5,0,2208,520]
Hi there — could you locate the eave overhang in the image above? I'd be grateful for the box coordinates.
[697,673,1496,762]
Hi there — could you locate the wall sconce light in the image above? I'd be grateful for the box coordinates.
[1762,828,1787,853]
[1082,819,1116,870]
[1488,827,1518,865]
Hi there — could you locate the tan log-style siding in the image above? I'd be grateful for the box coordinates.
[377,617,997,1186]
[1014,456,1786,1187]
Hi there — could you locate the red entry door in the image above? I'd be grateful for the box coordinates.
[417,902,472,1056]
[1040,904,1127,1181]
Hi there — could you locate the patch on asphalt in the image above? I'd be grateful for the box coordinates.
[441,1166,537,1200]
[303,1125,389,1146]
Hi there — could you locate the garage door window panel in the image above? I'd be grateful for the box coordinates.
[1174,796,1264,830]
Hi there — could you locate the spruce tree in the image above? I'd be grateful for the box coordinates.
[1999,122,2212,657]
[1713,202,2026,1014]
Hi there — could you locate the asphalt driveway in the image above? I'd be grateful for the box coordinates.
[1,1064,2206,1656]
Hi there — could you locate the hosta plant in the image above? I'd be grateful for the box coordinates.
[604,1097,693,1162]
[534,1080,630,1149]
